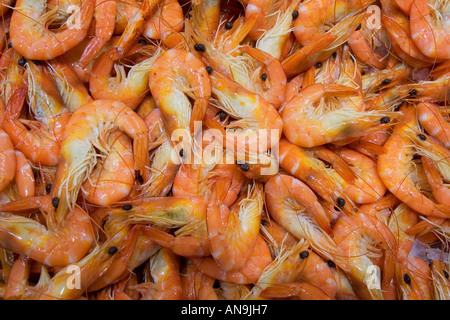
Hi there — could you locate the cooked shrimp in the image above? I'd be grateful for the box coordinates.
[282,13,365,77]
[207,182,263,272]
[10,0,95,60]
[51,100,149,223]
[4,255,30,300]
[131,248,183,300]
[260,282,334,300]
[281,83,394,147]
[181,259,219,300]
[81,130,135,206]
[39,225,140,299]
[240,45,287,108]
[210,71,283,155]
[247,238,310,299]
[14,150,35,198]
[430,260,450,299]
[334,147,387,204]
[0,129,15,193]
[417,102,450,148]
[278,138,356,216]
[90,46,163,108]
[108,0,164,60]
[293,0,374,46]
[377,104,450,219]
[3,64,70,166]
[143,0,184,41]
[421,156,450,206]
[47,56,93,112]
[409,0,450,60]
[333,210,397,300]
[388,203,433,300]
[149,48,212,137]
[192,235,272,284]
[74,0,117,70]
[265,174,350,271]
[123,196,209,257]
[0,195,94,267]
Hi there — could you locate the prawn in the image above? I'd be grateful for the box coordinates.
[377,104,450,219]
[207,182,264,272]
[51,99,149,224]
[81,130,135,206]
[10,0,95,60]
[0,195,94,267]
[90,45,162,109]
[409,0,450,60]
[131,248,183,300]
[265,174,349,271]
[148,48,212,137]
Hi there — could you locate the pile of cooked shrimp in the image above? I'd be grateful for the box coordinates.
[0,0,448,300]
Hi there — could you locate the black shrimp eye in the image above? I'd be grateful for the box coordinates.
[18,57,26,67]
[299,251,309,259]
[332,52,337,58]
[337,197,346,207]
[7,43,12,49]
[403,273,411,285]
[239,163,250,172]
[137,39,147,45]
[381,78,391,85]
[327,260,336,268]
[380,116,391,124]
[418,134,427,141]
[206,66,213,74]
[52,197,59,209]
[409,89,417,97]
[217,111,227,121]
[179,149,184,157]
[355,23,362,31]
[261,73,268,81]
[292,10,299,19]
[45,183,52,194]
[444,270,449,279]
[122,204,133,211]
[225,21,233,30]
[108,246,118,255]
[194,43,206,52]
[315,62,322,68]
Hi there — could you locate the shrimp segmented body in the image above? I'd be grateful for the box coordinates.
[52,100,149,223]
[10,0,95,60]
[149,48,212,137]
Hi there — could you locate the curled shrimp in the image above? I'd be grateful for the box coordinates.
[333,209,397,300]
[10,0,95,60]
[281,83,394,148]
[73,0,117,70]
[131,248,183,300]
[409,0,450,60]
[417,102,450,148]
[51,99,149,223]
[181,259,219,300]
[265,174,350,271]
[90,45,163,109]
[191,234,272,285]
[207,182,264,272]
[149,48,212,137]
[0,195,95,267]
[81,130,135,206]
[0,129,16,193]
[377,104,450,219]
